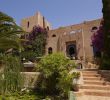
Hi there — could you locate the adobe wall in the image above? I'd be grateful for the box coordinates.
[82,19,101,61]
[46,19,101,61]
[21,12,51,32]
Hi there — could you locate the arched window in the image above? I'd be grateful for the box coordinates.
[91,26,98,32]
[27,21,29,28]
[92,26,98,30]
[52,34,56,37]
[48,47,52,54]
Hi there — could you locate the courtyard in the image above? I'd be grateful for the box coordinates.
[0,0,110,100]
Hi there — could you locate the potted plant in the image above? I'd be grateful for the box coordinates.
[71,72,80,92]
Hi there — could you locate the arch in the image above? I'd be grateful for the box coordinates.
[48,47,53,54]
[91,26,98,31]
[66,44,76,59]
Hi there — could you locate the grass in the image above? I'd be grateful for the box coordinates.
[0,91,44,100]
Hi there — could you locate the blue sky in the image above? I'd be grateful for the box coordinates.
[0,0,102,29]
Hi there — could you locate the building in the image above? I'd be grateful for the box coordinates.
[21,12,101,63]
[46,19,101,62]
[21,12,51,32]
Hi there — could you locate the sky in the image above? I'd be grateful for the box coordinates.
[0,0,102,29]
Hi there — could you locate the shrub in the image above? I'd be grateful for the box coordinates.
[0,55,23,94]
[21,51,36,62]
[100,58,110,70]
[38,53,76,98]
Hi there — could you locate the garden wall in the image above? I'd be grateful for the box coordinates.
[98,70,110,82]
[21,72,41,88]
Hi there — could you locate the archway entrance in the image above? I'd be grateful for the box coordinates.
[69,46,75,56]
[66,42,76,59]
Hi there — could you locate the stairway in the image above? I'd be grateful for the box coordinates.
[80,70,110,98]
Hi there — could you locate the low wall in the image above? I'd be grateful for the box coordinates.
[21,72,41,88]
[98,70,110,82]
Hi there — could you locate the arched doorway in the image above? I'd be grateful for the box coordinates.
[66,44,76,59]
[69,46,75,56]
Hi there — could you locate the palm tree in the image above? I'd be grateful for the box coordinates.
[0,11,24,51]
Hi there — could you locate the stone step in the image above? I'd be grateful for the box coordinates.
[80,89,110,97]
[80,85,110,90]
[83,77,101,80]
[84,80,108,85]
[83,74,100,77]
[82,71,98,74]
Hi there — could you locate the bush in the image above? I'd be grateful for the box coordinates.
[21,51,36,62]
[38,53,76,98]
[0,55,23,94]
[100,58,110,70]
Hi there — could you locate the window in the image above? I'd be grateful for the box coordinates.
[27,21,29,28]
[91,26,98,32]
[52,34,56,37]
[92,27,98,30]
[48,47,52,54]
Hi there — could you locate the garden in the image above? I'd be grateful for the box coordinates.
[0,0,110,99]
[0,11,80,99]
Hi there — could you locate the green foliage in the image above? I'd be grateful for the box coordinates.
[21,26,47,61]
[38,53,76,97]
[0,91,43,100]
[0,11,25,51]
[21,51,36,62]
[0,55,23,94]
[100,58,110,70]
[38,53,76,78]
[102,0,110,67]
[32,33,46,57]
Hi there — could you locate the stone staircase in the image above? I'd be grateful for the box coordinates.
[80,70,110,98]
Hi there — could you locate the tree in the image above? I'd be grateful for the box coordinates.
[100,0,110,69]
[0,11,24,51]
[91,21,104,58]
[21,26,47,61]
[0,12,24,94]
[102,0,110,57]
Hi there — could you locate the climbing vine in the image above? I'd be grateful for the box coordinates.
[21,26,47,61]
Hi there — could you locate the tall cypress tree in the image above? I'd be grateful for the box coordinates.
[102,0,110,57]
[101,0,110,69]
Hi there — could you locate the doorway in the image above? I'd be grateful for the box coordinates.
[66,42,76,59]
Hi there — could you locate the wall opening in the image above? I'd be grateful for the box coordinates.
[48,47,53,54]
[27,21,30,28]
[91,26,98,32]
[52,34,56,37]
[66,42,77,59]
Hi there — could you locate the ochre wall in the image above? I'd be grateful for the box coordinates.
[21,12,51,32]
[46,19,101,61]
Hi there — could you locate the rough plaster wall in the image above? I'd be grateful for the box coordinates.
[82,19,101,61]
[21,12,51,32]
[46,19,101,59]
